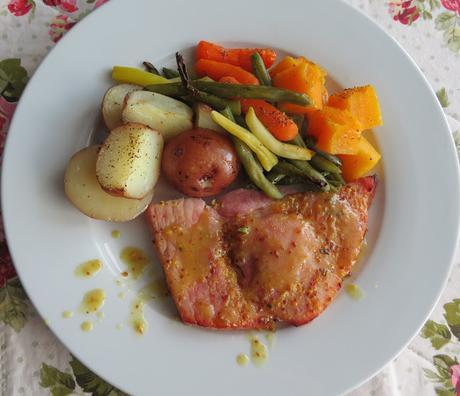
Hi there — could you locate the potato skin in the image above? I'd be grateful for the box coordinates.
[162,128,240,197]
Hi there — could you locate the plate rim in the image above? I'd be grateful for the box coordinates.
[2,1,459,395]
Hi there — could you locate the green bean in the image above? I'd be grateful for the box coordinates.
[145,82,186,96]
[310,154,342,175]
[191,91,241,115]
[234,115,248,128]
[146,81,311,105]
[251,52,271,86]
[304,136,342,167]
[266,172,286,184]
[145,83,240,115]
[290,133,307,149]
[234,139,283,199]
[143,61,160,75]
[162,67,180,79]
[194,81,311,105]
[283,160,330,191]
[219,107,282,199]
[327,173,346,187]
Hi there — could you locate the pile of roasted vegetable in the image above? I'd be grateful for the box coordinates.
[64,41,383,221]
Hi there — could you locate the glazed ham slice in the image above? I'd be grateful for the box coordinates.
[147,176,376,329]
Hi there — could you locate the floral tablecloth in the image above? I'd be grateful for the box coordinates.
[1,1,460,395]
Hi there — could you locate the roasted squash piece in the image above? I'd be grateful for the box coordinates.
[272,58,326,114]
[307,106,362,155]
[328,85,382,130]
[338,136,381,181]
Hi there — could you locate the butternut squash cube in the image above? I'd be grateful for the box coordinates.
[272,57,327,114]
[307,106,362,155]
[328,85,382,130]
[338,136,381,182]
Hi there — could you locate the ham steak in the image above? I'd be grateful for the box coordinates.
[147,176,376,329]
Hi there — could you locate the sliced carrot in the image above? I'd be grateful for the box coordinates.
[196,41,277,72]
[273,59,327,114]
[328,85,382,130]
[196,59,259,85]
[307,106,362,155]
[218,76,298,141]
[241,100,298,141]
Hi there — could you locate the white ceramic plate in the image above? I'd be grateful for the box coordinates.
[3,0,459,395]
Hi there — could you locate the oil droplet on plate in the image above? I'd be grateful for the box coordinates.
[44,318,50,325]
[111,230,121,239]
[81,289,106,314]
[75,259,102,278]
[62,311,73,319]
[130,297,147,335]
[118,291,125,300]
[116,323,123,330]
[96,311,105,321]
[81,321,93,332]
[236,353,249,367]
[345,284,363,300]
[249,336,268,367]
[120,247,149,279]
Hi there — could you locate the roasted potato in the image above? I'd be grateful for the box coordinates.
[96,123,163,199]
[122,91,193,140]
[102,84,140,130]
[162,128,240,197]
[64,146,153,222]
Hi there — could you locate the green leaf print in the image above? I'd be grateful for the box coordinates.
[433,354,458,380]
[70,356,129,396]
[421,320,452,349]
[423,367,444,382]
[0,58,28,102]
[436,12,456,30]
[443,23,460,52]
[415,0,440,19]
[435,13,460,53]
[434,387,456,396]
[40,363,75,389]
[0,278,29,332]
[50,385,74,396]
[452,131,460,157]
[436,88,450,108]
[40,363,75,396]
[443,299,460,341]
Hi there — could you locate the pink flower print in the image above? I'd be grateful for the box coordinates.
[388,1,420,25]
[452,364,460,395]
[441,0,460,14]
[48,14,75,43]
[0,242,16,288]
[7,0,34,16]
[43,0,78,13]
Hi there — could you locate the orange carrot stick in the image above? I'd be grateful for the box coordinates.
[197,41,277,72]
[218,76,298,141]
[196,59,259,85]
